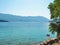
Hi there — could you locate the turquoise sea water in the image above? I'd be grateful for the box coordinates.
[0,22,56,45]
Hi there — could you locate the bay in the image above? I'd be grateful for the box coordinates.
[0,22,56,45]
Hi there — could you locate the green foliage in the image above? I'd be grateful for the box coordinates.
[48,0,60,39]
[49,23,57,34]
[58,35,60,39]
[48,3,55,19]
[48,0,60,19]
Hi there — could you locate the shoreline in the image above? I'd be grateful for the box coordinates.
[37,38,60,45]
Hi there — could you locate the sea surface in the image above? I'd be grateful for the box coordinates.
[0,22,56,45]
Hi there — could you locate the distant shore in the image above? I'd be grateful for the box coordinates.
[0,20,8,22]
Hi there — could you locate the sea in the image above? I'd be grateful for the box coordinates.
[0,22,56,45]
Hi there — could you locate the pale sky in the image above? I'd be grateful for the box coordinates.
[0,0,54,19]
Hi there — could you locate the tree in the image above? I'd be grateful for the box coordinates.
[48,0,60,39]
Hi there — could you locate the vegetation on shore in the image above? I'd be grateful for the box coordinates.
[48,0,60,39]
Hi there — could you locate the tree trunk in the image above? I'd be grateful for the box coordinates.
[57,32,60,39]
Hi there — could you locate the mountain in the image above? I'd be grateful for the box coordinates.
[0,13,49,22]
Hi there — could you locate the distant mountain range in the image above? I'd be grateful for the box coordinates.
[0,13,49,22]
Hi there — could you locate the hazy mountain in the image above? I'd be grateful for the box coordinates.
[0,13,49,22]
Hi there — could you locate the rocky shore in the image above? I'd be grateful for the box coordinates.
[37,38,60,45]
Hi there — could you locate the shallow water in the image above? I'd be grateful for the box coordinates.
[0,22,56,45]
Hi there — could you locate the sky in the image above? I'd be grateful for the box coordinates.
[0,0,54,19]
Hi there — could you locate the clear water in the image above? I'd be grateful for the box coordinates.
[0,22,56,45]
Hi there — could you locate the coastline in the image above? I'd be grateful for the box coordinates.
[37,38,60,45]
